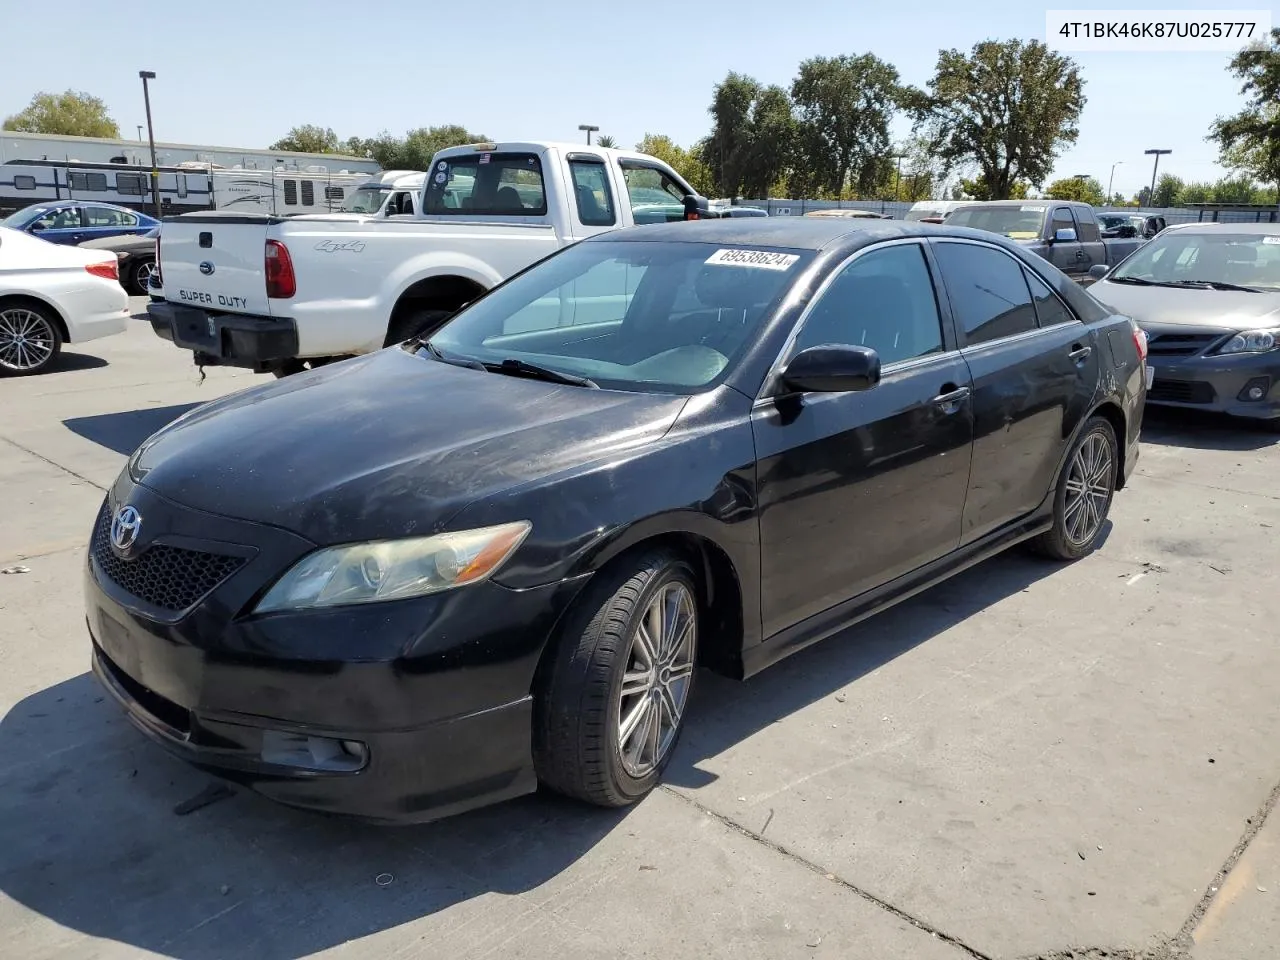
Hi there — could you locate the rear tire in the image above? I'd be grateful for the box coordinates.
[129,259,156,296]
[1029,416,1118,561]
[384,308,452,348]
[0,300,63,376]
[533,551,699,808]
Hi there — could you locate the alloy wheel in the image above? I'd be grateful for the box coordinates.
[0,308,56,373]
[136,260,156,289]
[616,581,697,778]
[1063,431,1114,546]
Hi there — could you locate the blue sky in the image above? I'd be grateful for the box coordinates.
[3,0,1262,196]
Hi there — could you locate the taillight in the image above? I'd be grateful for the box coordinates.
[1130,320,1148,362]
[86,260,118,281]
[153,238,162,288]
[265,239,296,298]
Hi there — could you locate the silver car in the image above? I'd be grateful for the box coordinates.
[1088,223,1280,429]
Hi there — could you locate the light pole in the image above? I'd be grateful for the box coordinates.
[893,154,906,201]
[136,125,143,142]
[139,71,161,218]
[1107,161,1123,203]
[1144,149,1171,208]
[578,124,599,145]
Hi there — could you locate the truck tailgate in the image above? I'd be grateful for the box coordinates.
[159,213,275,316]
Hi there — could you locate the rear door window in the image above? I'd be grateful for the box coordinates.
[569,159,616,227]
[933,242,1039,345]
[423,152,547,216]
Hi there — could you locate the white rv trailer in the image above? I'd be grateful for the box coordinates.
[0,158,368,217]
[0,130,379,174]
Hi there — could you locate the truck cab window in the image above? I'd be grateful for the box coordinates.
[1052,207,1077,236]
[1074,209,1100,242]
[569,160,615,227]
[619,164,688,224]
[424,153,547,216]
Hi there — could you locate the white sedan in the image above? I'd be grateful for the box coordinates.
[0,226,130,375]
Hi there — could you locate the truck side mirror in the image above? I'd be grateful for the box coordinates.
[683,195,710,221]
[1052,227,1077,243]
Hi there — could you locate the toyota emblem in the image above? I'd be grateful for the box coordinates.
[110,505,142,553]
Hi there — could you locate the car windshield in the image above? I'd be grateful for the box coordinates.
[426,240,811,394]
[946,206,1047,238]
[1111,232,1280,291]
[1098,215,1126,228]
[340,187,392,213]
[2,207,50,229]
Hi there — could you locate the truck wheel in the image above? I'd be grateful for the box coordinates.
[384,308,452,347]
[1028,416,1118,561]
[533,550,699,808]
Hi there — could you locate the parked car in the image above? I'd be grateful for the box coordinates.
[80,227,159,295]
[0,226,129,375]
[87,217,1146,823]
[1098,213,1167,240]
[903,200,965,223]
[946,201,1147,284]
[804,208,892,219]
[1,201,159,246]
[337,170,427,217]
[1088,222,1280,428]
[147,141,711,378]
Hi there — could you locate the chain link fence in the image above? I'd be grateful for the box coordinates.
[732,198,1279,224]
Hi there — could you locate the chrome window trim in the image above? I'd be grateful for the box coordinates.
[755,238,942,401]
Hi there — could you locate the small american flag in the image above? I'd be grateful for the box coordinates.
[479,153,491,164]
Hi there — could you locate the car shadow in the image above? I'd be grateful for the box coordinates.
[1140,406,1278,451]
[0,545,1069,958]
[49,352,109,372]
[62,402,200,456]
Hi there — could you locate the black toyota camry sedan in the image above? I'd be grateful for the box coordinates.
[86,218,1147,824]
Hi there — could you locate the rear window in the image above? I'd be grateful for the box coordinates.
[424,152,547,216]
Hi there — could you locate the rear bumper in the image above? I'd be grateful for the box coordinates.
[147,301,298,369]
[1145,353,1280,421]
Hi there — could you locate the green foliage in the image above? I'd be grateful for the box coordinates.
[789,54,901,198]
[343,125,487,169]
[704,73,796,199]
[912,39,1085,199]
[1207,28,1280,191]
[1152,173,1183,207]
[959,175,1030,200]
[594,134,618,148]
[3,90,120,138]
[270,125,340,153]
[634,134,713,195]
[1045,176,1106,204]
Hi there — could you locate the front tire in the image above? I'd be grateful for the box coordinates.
[0,300,63,376]
[533,551,699,808]
[1030,416,1118,560]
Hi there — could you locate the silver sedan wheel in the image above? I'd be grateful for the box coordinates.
[616,581,697,779]
[1063,431,1113,545]
[0,308,56,373]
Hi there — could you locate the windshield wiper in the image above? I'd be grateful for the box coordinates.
[485,358,598,389]
[420,340,487,371]
[1107,276,1156,285]
[1166,279,1262,293]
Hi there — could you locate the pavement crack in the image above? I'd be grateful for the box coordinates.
[0,435,106,492]
[657,785,993,960]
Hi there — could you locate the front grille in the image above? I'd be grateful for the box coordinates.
[91,505,245,612]
[1146,332,1222,357]
[1148,378,1215,404]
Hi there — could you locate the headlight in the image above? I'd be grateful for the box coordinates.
[254,521,531,613]
[1217,328,1280,355]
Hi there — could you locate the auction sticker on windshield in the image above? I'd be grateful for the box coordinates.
[705,249,800,271]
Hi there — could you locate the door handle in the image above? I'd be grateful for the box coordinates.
[932,385,970,408]
[1075,250,1085,259]
[1069,344,1092,362]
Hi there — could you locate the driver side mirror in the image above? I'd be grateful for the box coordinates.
[682,195,711,221]
[1088,264,1110,281]
[780,345,881,394]
[1052,227,1077,243]
[29,221,46,232]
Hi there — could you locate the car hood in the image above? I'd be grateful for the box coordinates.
[129,348,688,544]
[1090,281,1280,330]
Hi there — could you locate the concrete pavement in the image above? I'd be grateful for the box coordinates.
[1,303,1277,959]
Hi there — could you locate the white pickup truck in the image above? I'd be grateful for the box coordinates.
[147,141,709,376]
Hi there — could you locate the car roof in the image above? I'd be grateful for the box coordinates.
[1161,221,1280,236]
[586,217,1015,252]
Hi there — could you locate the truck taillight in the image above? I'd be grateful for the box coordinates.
[265,239,296,299]
[85,260,118,281]
[154,238,162,288]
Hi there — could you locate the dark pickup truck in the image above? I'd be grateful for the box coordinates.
[946,200,1148,285]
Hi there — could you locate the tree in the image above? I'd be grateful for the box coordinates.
[790,54,901,198]
[1207,28,1280,194]
[1108,192,1129,206]
[635,134,714,195]
[1151,173,1184,207]
[595,134,618,148]
[958,174,1030,200]
[3,90,119,138]
[270,125,340,153]
[1210,174,1263,204]
[912,39,1085,199]
[1045,176,1106,205]
[1177,181,1212,204]
[343,125,486,169]
[743,85,796,198]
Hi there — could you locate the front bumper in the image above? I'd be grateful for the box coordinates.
[1144,351,1280,421]
[147,301,298,370]
[84,478,588,824]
